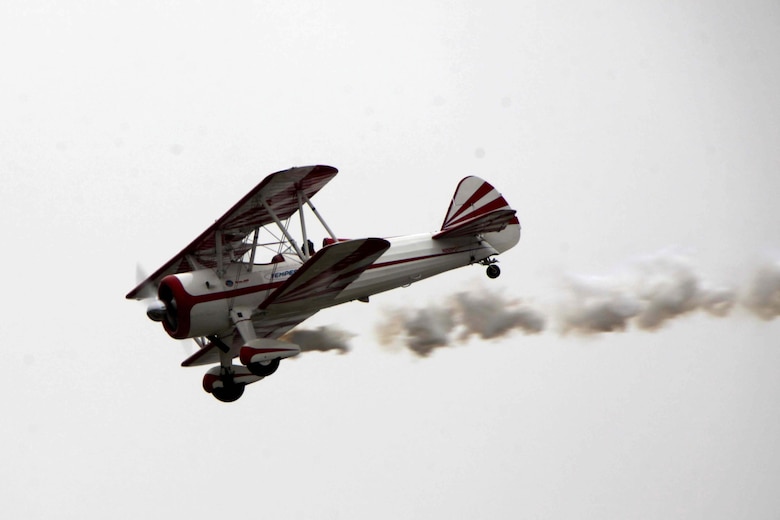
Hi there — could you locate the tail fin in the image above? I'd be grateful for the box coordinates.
[434,177,520,246]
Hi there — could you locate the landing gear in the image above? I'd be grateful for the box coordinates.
[203,365,261,403]
[247,358,280,377]
[203,359,280,402]
[480,257,501,279]
[211,378,245,403]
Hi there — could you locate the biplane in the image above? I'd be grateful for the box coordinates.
[127,165,520,402]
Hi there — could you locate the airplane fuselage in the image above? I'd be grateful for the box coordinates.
[130,166,521,401]
[157,225,519,341]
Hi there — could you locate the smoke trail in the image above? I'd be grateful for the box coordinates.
[366,252,780,356]
[375,291,545,356]
[742,259,780,320]
[559,254,737,334]
[282,326,353,354]
[373,252,765,353]
[557,275,641,333]
[378,307,456,357]
[452,292,546,339]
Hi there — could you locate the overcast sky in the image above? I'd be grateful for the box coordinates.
[2,1,779,519]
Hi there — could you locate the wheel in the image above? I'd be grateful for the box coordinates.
[211,381,245,402]
[247,358,280,377]
[486,264,501,279]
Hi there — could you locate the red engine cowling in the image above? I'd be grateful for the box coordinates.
[157,273,230,339]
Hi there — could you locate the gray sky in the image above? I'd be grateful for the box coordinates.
[2,1,779,518]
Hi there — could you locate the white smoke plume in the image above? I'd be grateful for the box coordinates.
[742,259,780,320]
[282,326,353,354]
[557,275,641,333]
[453,292,546,339]
[376,307,456,357]
[324,253,779,358]
[376,290,545,356]
[559,254,737,334]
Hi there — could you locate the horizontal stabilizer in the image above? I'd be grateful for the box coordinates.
[433,208,517,240]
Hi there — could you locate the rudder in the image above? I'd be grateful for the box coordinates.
[440,176,513,231]
[435,176,520,253]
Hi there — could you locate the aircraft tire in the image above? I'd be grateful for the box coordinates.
[486,264,501,279]
[247,358,280,377]
[212,382,245,403]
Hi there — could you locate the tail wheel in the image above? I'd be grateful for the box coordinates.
[247,358,280,377]
[486,264,501,279]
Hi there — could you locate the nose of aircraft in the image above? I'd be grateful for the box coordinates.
[146,300,167,322]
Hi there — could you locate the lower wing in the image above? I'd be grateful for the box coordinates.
[181,238,390,367]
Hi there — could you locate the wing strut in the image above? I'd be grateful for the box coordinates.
[261,199,307,261]
[297,190,311,260]
[247,228,259,268]
[301,192,338,241]
[215,229,224,277]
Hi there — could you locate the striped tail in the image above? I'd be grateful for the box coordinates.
[433,177,520,245]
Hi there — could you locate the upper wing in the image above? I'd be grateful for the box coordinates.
[180,238,390,367]
[127,165,338,299]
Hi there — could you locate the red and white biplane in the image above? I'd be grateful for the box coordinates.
[127,165,520,401]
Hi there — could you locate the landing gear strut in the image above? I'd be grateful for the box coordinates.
[211,372,245,403]
[480,257,501,279]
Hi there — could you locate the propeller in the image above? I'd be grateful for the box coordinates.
[146,299,167,322]
[156,281,179,331]
[135,263,158,300]
[135,263,174,327]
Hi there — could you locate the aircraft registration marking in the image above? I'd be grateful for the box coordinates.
[267,269,298,280]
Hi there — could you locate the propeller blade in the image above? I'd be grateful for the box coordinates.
[135,263,158,300]
[146,300,166,322]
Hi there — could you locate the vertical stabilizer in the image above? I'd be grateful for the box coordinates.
[440,176,513,231]
[434,176,520,253]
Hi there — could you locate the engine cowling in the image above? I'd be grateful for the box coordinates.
[157,273,231,339]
